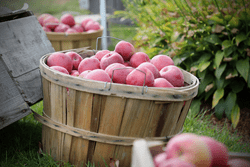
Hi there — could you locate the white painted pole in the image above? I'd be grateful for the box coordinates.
[100,0,107,50]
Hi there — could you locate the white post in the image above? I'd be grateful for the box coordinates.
[100,0,107,50]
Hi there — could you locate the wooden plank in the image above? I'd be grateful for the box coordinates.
[69,91,93,167]
[92,96,126,167]
[0,15,55,78]
[15,68,43,104]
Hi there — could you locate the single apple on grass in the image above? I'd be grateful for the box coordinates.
[70,70,79,76]
[105,63,132,84]
[43,15,60,30]
[160,65,184,87]
[154,78,174,88]
[54,23,70,32]
[85,21,101,31]
[100,52,124,70]
[151,54,175,71]
[65,51,83,70]
[130,52,150,68]
[78,57,100,74]
[85,69,111,82]
[50,66,69,74]
[47,52,73,73]
[114,40,135,61]
[165,133,212,167]
[126,66,154,87]
[200,136,229,167]
[137,62,160,79]
[60,13,75,27]
[95,50,111,61]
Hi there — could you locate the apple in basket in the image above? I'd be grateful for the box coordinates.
[114,40,135,61]
[105,63,132,84]
[151,54,175,71]
[130,52,151,68]
[65,51,83,70]
[78,57,100,74]
[100,52,124,70]
[160,65,184,87]
[47,52,73,73]
[60,13,75,27]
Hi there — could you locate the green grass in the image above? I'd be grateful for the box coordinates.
[1,101,249,167]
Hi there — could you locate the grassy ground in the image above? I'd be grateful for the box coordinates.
[1,101,249,167]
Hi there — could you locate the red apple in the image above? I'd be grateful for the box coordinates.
[43,15,60,30]
[70,70,79,76]
[65,52,83,70]
[42,26,52,32]
[47,52,73,73]
[65,28,78,34]
[81,18,94,30]
[105,63,132,84]
[100,52,124,70]
[160,65,184,87]
[200,136,229,167]
[228,158,250,167]
[85,21,100,31]
[137,62,160,79]
[123,61,132,67]
[114,41,135,61]
[50,66,69,75]
[71,24,84,32]
[60,13,75,27]
[154,152,168,167]
[95,50,111,61]
[151,55,175,71]
[78,57,100,74]
[154,78,174,88]
[165,133,212,167]
[157,158,196,167]
[130,52,150,68]
[79,70,91,78]
[54,23,70,32]
[38,13,52,26]
[126,66,154,87]
[85,69,111,82]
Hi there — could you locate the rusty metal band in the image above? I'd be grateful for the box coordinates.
[32,110,183,146]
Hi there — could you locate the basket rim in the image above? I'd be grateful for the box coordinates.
[40,51,200,101]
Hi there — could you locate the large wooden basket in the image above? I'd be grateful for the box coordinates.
[46,27,103,51]
[35,49,200,167]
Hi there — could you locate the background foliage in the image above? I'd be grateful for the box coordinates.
[115,0,250,128]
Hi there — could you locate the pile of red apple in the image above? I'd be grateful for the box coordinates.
[38,13,101,33]
[46,40,185,88]
[153,133,250,167]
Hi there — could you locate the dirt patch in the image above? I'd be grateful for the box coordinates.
[201,102,250,144]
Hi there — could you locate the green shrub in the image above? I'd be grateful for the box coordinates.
[172,0,250,128]
[117,0,250,128]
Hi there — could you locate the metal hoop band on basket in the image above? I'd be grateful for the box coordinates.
[32,110,183,146]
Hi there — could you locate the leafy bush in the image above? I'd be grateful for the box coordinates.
[171,0,250,128]
[116,0,250,128]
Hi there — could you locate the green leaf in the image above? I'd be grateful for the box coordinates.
[216,78,225,89]
[198,73,214,95]
[214,50,224,68]
[198,53,212,63]
[214,99,225,120]
[236,33,247,46]
[190,99,202,116]
[204,34,222,45]
[212,88,224,108]
[222,40,232,49]
[223,46,234,57]
[231,104,240,129]
[236,57,249,82]
[230,79,244,93]
[215,63,227,79]
[224,92,237,119]
[198,61,211,72]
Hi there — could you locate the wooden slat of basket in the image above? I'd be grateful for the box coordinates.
[69,91,93,166]
[92,96,127,167]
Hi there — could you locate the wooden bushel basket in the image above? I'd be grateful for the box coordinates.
[34,48,200,167]
[46,27,103,51]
